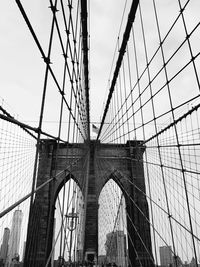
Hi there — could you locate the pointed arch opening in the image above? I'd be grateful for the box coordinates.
[52,174,84,266]
[98,178,128,267]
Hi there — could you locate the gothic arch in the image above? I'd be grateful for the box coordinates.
[25,139,154,267]
[53,172,83,206]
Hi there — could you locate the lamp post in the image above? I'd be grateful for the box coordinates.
[66,208,79,266]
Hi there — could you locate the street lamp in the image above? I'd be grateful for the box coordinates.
[66,208,79,265]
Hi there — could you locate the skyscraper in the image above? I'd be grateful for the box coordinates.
[105,231,127,267]
[0,227,10,264]
[6,210,23,266]
[159,246,173,267]
[22,241,26,263]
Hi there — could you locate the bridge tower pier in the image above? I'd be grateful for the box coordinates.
[24,140,154,267]
[23,140,56,267]
[84,141,98,263]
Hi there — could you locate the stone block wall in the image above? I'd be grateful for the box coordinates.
[24,140,154,267]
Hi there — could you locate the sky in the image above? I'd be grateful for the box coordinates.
[1,0,199,134]
[0,0,130,126]
[1,0,200,264]
[89,0,132,123]
[0,0,131,261]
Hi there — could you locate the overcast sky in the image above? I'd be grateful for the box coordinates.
[1,0,200,263]
[0,0,199,129]
[0,0,131,258]
[0,0,130,127]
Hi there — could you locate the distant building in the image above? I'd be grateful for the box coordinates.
[8,260,22,267]
[159,246,173,267]
[54,256,66,267]
[98,255,106,266]
[189,257,197,267]
[22,241,26,263]
[105,231,127,267]
[183,261,189,267]
[6,210,23,267]
[0,228,10,264]
[172,255,183,267]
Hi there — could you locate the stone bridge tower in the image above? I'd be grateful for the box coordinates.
[24,140,154,267]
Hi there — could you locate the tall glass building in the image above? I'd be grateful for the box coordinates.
[7,210,23,266]
[0,227,10,264]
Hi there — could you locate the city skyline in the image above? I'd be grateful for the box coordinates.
[0,0,200,266]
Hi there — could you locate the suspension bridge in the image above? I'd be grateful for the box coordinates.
[0,0,200,266]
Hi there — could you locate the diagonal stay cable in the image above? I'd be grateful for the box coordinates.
[0,113,66,142]
[50,0,87,132]
[15,0,86,140]
[96,0,139,141]
[96,157,166,264]
[98,156,200,243]
[0,105,37,140]
[0,154,84,219]
[100,9,200,143]
[80,0,90,139]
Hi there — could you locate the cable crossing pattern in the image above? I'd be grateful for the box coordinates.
[0,1,200,267]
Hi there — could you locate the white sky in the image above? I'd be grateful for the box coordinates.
[0,0,130,260]
[0,1,130,126]
[1,0,200,264]
[0,0,199,133]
